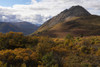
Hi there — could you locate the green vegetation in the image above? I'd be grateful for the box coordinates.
[0,32,100,67]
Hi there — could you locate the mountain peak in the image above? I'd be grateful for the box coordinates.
[67,5,91,16]
[34,5,92,34]
[70,5,84,9]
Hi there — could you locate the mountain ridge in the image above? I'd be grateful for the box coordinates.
[0,22,39,35]
[36,5,91,33]
[33,5,100,38]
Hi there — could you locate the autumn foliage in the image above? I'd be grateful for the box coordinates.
[0,32,100,67]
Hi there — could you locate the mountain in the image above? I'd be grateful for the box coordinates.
[0,22,39,35]
[0,22,21,33]
[33,5,100,38]
[11,22,39,35]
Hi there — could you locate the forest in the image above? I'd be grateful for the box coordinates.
[0,32,100,67]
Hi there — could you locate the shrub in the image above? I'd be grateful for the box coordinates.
[96,49,100,56]
[42,52,57,67]
[79,46,91,54]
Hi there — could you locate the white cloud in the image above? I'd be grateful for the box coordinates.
[31,0,38,4]
[0,0,100,24]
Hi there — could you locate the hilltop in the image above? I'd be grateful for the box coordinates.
[33,5,100,38]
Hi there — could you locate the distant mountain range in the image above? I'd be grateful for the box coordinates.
[33,5,100,38]
[0,22,39,35]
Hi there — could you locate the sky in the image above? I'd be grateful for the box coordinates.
[0,0,100,24]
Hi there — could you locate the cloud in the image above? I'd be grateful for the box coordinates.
[0,0,100,24]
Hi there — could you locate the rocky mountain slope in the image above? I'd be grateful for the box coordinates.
[33,5,100,38]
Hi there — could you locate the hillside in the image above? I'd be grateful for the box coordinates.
[0,22,39,35]
[0,22,21,33]
[33,5,100,38]
[11,22,39,35]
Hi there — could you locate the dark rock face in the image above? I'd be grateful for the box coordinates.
[66,5,91,17]
[38,5,91,31]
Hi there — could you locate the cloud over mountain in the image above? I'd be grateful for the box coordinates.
[0,0,99,24]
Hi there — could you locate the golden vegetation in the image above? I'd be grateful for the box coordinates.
[0,32,100,67]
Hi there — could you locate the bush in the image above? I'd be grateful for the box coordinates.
[79,46,91,54]
[96,49,100,56]
[0,48,38,67]
[42,52,57,67]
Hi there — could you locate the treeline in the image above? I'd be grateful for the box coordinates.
[0,32,100,67]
